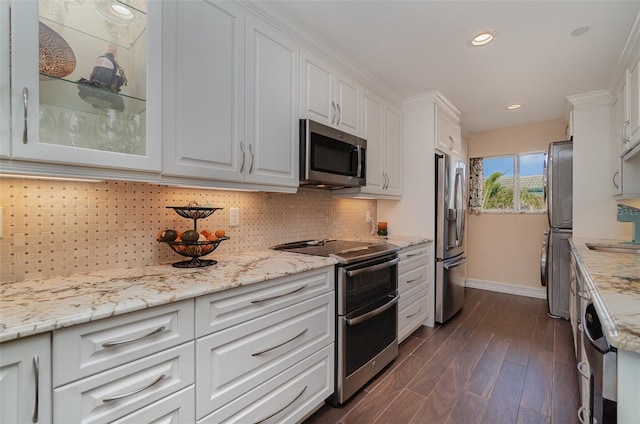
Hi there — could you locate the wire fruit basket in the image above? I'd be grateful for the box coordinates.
[160,202,229,268]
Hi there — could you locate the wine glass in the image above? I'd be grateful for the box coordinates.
[95,108,124,152]
[57,111,89,147]
[124,112,144,154]
[39,106,56,143]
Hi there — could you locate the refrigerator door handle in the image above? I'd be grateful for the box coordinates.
[443,256,466,269]
[454,168,464,247]
[540,234,548,286]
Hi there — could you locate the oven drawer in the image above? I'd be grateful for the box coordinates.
[398,263,429,299]
[398,287,429,342]
[195,292,334,419]
[53,300,194,386]
[195,267,333,337]
[198,345,334,424]
[53,342,194,424]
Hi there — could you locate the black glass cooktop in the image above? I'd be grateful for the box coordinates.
[271,239,399,264]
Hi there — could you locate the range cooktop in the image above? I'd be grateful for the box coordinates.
[271,239,399,264]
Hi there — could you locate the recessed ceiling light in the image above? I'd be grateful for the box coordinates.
[507,103,523,110]
[471,32,494,46]
[571,26,590,37]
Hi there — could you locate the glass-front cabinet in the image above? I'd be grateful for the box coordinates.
[7,0,161,173]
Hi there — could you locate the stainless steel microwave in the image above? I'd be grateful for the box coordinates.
[299,119,367,189]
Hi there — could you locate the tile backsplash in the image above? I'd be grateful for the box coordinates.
[0,178,377,283]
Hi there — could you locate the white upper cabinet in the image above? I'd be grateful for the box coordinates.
[360,90,385,193]
[244,14,299,187]
[301,49,361,136]
[162,0,245,183]
[8,0,161,173]
[384,103,403,196]
[435,105,461,156]
[628,58,640,150]
[162,1,299,190]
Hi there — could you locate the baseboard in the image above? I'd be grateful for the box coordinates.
[465,279,546,299]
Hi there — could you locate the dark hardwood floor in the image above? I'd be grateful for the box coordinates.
[304,288,579,424]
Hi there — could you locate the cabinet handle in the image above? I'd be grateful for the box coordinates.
[448,135,454,151]
[240,142,246,173]
[253,385,307,424]
[102,374,166,402]
[336,103,341,125]
[577,406,590,424]
[249,143,254,174]
[578,290,590,301]
[250,285,307,304]
[251,328,308,356]
[406,307,423,319]
[578,322,584,333]
[406,275,422,284]
[620,120,630,144]
[331,101,336,124]
[23,87,28,144]
[577,361,590,379]
[102,325,166,348]
[32,355,39,423]
[613,170,620,190]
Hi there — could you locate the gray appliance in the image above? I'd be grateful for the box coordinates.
[540,140,573,318]
[435,151,467,323]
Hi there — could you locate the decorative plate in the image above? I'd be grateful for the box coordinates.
[39,21,76,78]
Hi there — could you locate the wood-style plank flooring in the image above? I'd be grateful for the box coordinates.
[304,288,579,424]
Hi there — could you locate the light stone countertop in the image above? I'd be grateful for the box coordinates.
[570,238,640,353]
[0,249,337,343]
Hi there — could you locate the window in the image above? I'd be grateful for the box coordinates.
[469,152,546,213]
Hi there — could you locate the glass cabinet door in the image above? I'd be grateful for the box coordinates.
[10,0,160,172]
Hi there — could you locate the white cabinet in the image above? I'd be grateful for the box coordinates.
[332,89,403,199]
[610,81,626,196]
[435,104,461,156]
[0,333,52,424]
[6,0,162,176]
[397,243,430,342]
[628,58,640,149]
[195,267,335,422]
[301,49,361,136]
[52,300,195,423]
[162,1,299,190]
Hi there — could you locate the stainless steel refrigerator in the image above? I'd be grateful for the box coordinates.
[540,140,573,318]
[435,151,467,323]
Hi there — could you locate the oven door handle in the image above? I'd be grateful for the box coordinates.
[346,295,398,326]
[346,257,399,278]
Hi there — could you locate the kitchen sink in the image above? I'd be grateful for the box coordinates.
[585,243,640,254]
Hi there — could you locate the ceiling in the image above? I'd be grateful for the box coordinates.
[271,1,640,134]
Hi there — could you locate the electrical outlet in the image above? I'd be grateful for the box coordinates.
[366,210,372,222]
[230,207,240,227]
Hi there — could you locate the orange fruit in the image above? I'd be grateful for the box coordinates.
[201,229,212,238]
[206,234,218,241]
[214,229,226,238]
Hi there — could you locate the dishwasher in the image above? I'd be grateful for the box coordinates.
[583,302,617,424]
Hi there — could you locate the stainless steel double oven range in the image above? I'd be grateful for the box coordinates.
[272,239,400,405]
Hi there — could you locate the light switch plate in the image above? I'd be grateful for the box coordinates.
[230,207,240,227]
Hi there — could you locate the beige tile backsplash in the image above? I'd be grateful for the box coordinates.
[0,178,377,283]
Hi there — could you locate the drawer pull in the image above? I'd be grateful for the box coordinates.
[103,374,166,402]
[406,307,423,319]
[102,326,166,348]
[406,275,422,284]
[252,329,308,356]
[32,355,39,423]
[253,385,307,424]
[578,290,590,301]
[406,251,426,258]
[250,285,307,304]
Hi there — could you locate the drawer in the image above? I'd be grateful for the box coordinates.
[398,243,430,273]
[196,292,334,419]
[398,288,429,343]
[195,267,333,337]
[398,263,428,298]
[53,299,194,386]
[112,386,194,424]
[198,344,334,424]
[54,342,194,424]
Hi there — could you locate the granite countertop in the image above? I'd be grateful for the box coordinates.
[569,238,640,353]
[0,249,337,343]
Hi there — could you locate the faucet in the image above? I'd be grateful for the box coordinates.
[617,204,640,244]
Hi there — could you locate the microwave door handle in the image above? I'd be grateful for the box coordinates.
[356,145,363,178]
